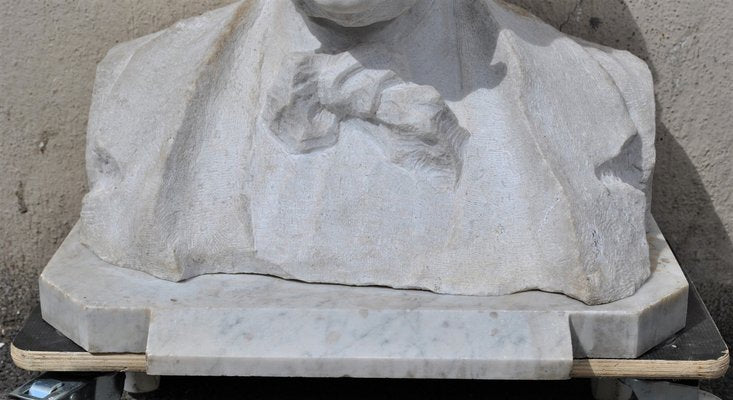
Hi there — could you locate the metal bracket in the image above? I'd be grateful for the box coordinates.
[9,373,123,400]
[591,378,722,400]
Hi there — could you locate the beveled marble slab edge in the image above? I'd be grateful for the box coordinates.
[39,219,687,379]
[144,307,573,378]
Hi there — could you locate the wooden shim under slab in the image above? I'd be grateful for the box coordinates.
[12,343,728,380]
[10,344,147,373]
[571,351,729,379]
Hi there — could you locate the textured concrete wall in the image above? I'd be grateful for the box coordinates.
[0,0,237,387]
[1,0,731,395]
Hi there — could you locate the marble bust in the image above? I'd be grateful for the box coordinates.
[79,0,656,305]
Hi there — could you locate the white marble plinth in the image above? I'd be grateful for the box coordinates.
[39,220,687,380]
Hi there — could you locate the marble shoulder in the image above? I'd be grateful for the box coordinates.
[90,1,246,115]
[490,0,656,194]
[490,0,655,143]
[85,0,255,181]
[572,36,657,186]
[572,36,655,121]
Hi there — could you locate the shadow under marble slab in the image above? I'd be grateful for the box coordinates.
[38,220,687,380]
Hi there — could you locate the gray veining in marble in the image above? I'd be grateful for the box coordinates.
[39,219,686,379]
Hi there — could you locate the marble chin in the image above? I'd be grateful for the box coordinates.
[293,0,420,27]
[78,0,656,305]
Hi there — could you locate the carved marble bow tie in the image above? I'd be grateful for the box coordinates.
[264,48,470,189]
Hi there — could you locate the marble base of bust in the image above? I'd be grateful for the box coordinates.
[39,219,687,379]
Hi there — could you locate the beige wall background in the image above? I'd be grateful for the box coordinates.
[1,0,731,395]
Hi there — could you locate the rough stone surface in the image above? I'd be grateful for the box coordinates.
[79,0,655,305]
[1,0,731,396]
